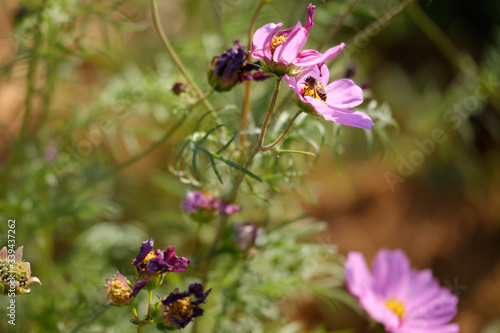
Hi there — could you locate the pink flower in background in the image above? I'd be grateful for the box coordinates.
[251,4,344,77]
[182,191,241,222]
[345,249,459,333]
[284,64,373,129]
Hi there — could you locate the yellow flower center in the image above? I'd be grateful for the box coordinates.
[138,251,157,270]
[107,279,131,303]
[385,299,405,319]
[302,84,328,104]
[167,297,194,320]
[270,36,287,55]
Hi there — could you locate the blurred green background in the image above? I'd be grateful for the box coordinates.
[0,0,499,332]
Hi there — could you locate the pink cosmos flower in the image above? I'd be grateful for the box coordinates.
[284,64,374,129]
[345,249,459,333]
[251,4,344,77]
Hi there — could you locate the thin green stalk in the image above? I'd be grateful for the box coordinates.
[240,1,267,148]
[260,110,302,151]
[150,0,214,114]
[147,290,153,320]
[257,78,282,148]
[131,303,140,326]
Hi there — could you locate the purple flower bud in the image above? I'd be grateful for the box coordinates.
[207,40,268,92]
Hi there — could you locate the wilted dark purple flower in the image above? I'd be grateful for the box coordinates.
[152,283,212,330]
[104,271,133,306]
[132,238,190,291]
[207,40,268,92]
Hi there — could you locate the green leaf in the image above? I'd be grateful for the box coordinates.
[197,146,262,182]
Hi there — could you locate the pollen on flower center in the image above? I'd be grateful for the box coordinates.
[270,36,287,55]
[139,251,157,270]
[107,280,130,300]
[385,299,405,319]
[168,297,194,320]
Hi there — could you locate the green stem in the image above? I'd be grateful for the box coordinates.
[257,78,282,149]
[131,303,140,325]
[147,290,153,320]
[150,0,214,114]
[260,110,302,151]
[240,1,267,148]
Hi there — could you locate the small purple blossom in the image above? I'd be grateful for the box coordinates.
[104,271,132,306]
[153,283,212,330]
[131,238,190,292]
[284,64,374,129]
[345,249,459,333]
[182,191,218,212]
[182,191,241,222]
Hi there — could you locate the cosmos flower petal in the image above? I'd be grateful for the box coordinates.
[325,79,364,109]
[251,22,283,59]
[371,249,411,299]
[404,269,442,309]
[274,24,308,65]
[345,252,374,297]
[305,4,315,31]
[306,97,374,129]
[296,43,344,67]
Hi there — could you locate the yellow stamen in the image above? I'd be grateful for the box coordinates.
[107,279,131,303]
[138,251,157,270]
[168,297,194,320]
[385,299,405,319]
[270,36,287,55]
[302,84,328,104]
